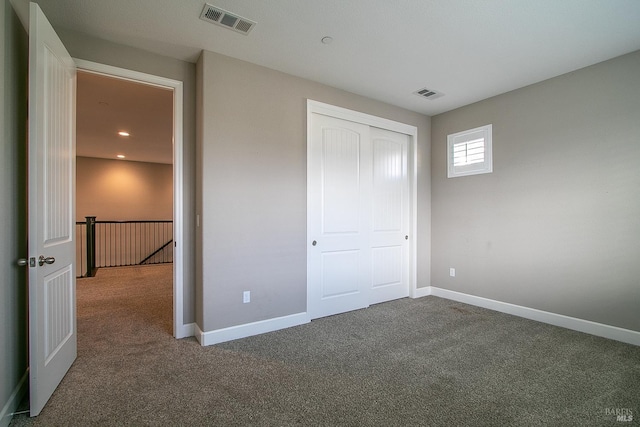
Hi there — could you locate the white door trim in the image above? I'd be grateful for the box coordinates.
[306,100,419,312]
[73,59,188,338]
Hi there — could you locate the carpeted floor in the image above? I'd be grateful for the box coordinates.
[10,265,640,426]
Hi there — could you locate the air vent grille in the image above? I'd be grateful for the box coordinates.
[414,87,444,100]
[204,8,222,22]
[200,4,256,35]
[235,20,254,33]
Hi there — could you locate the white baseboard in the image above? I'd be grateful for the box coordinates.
[411,286,432,299]
[175,322,195,339]
[0,370,28,427]
[429,286,640,346]
[190,288,639,347]
[195,312,310,346]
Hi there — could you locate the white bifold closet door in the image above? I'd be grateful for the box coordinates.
[308,114,409,319]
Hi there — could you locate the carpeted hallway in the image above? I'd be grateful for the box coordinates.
[9,265,640,426]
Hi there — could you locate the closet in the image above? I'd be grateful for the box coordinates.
[307,108,412,319]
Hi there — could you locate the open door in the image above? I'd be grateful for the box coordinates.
[27,2,77,416]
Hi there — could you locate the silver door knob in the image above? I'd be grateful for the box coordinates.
[312,240,317,246]
[18,257,35,267]
[38,255,55,266]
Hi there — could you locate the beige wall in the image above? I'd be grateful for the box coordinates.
[431,50,640,332]
[76,157,172,221]
[1,0,28,421]
[197,50,431,332]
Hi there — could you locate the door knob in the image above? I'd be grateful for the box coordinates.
[312,240,317,246]
[38,255,55,266]
[18,258,36,267]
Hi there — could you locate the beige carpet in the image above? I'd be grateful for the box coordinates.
[10,265,640,426]
[75,264,173,342]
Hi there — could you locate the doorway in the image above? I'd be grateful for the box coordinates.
[74,60,186,338]
[23,5,188,415]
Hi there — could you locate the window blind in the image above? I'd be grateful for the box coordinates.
[453,138,485,166]
[447,124,492,178]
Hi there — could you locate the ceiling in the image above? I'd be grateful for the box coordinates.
[35,0,640,117]
[76,71,174,164]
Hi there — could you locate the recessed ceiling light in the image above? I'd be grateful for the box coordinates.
[321,36,333,45]
[116,155,126,159]
[118,131,130,137]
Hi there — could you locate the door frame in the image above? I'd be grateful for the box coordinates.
[73,59,188,338]
[306,100,419,315]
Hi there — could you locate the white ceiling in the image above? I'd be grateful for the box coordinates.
[35,0,640,117]
[76,71,174,164]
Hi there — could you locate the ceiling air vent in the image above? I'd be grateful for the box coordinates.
[200,4,256,35]
[414,87,444,100]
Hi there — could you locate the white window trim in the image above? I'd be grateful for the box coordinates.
[447,124,493,178]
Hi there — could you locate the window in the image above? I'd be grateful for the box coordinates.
[447,124,492,178]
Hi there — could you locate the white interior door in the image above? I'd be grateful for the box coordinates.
[28,2,77,416]
[370,127,410,304]
[308,114,372,319]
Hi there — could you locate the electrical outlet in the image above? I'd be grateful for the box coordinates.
[449,268,456,277]
[243,291,250,303]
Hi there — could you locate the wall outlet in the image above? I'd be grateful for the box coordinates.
[243,291,250,303]
[449,268,456,277]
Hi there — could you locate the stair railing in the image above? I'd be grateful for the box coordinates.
[76,217,173,277]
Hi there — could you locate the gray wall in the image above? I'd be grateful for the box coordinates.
[431,50,640,332]
[197,50,431,332]
[0,0,28,423]
[56,29,197,326]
